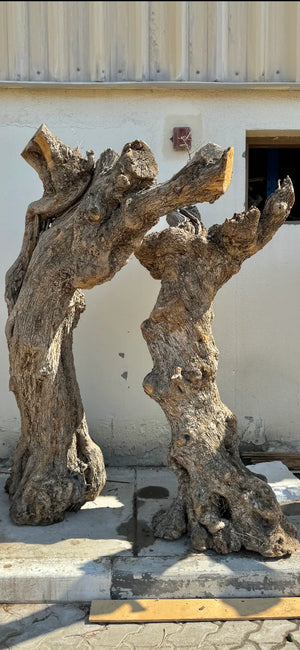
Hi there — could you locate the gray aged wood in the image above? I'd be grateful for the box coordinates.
[135,175,299,557]
[5,127,233,525]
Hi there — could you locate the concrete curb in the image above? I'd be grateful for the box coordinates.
[1,551,300,603]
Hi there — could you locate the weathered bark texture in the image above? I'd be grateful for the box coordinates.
[135,174,299,557]
[5,129,233,525]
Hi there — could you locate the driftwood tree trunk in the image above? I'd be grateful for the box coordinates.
[135,168,298,557]
[5,128,233,525]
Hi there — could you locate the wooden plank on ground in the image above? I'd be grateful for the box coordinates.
[89,597,300,623]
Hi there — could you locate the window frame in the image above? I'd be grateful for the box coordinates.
[246,131,300,224]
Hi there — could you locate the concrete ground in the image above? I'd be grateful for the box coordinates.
[0,464,300,648]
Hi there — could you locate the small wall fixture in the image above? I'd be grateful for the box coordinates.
[171,127,192,151]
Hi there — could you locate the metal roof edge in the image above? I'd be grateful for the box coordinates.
[0,80,300,91]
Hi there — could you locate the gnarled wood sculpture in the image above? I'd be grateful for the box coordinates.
[135,158,298,557]
[5,128,233,525]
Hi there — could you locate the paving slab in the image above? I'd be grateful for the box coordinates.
[135,468,191,557]
[0,466,299,603]
[248,619,298,643]
[204,620,260,646]
[0,468,134,559]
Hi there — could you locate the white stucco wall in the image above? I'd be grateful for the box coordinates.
[1,86,300,465]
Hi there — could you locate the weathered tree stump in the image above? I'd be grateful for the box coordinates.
[5,129,233,525]
[135,159,298,557]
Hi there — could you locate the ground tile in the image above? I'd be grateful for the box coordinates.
[135,497,191,558]
[135,468,190,558]
[286,626,300,643]
[221,645,258,650]
[8,623,143,650]
[0,608,65,649]
[255,645,298,650]
[128,645,175,650]
[0,604,86,649]
[165,621,219,647]
[66,622,143,648]
[123,622,177,647]
[248,619,297,643]
[204,620,260,646]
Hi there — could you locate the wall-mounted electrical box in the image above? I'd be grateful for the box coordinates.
[171,127,192,151]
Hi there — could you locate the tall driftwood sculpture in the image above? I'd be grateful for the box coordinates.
[135,160,298,557]
[5,128,233,525]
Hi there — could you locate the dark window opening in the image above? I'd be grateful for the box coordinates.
[247,146,300,222]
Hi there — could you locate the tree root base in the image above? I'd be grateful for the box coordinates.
[153,485,299,558]
[5,445,106,526]
[153,499,187,541]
